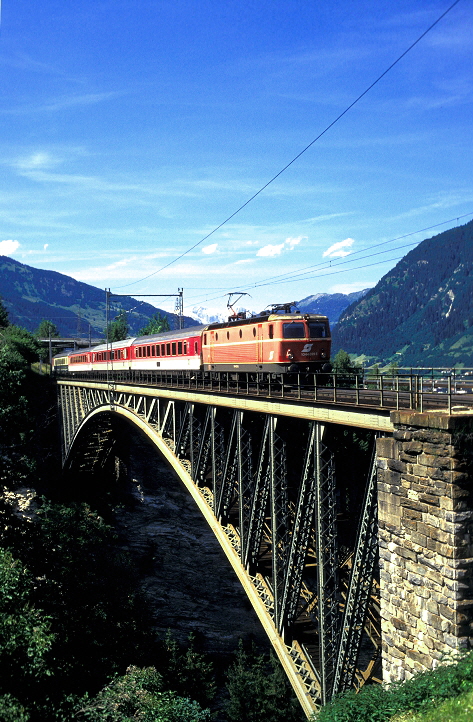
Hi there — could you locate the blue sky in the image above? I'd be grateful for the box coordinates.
[1,0,472,317]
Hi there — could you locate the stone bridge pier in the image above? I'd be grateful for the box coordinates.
[377,411,473,682]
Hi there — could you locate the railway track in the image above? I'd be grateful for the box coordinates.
[58,369,473,413]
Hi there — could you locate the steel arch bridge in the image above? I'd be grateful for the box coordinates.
[58,378,388,716]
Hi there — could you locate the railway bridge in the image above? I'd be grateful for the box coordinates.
[56,372,473,716]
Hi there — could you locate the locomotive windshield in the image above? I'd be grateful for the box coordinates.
[308,322,328,338]
[283,322,305,339]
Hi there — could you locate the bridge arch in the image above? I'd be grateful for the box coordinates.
[58,380,383,715]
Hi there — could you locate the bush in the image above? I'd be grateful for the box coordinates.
[317,651,473,722]
[225,640,304,722]
[75,665,210,722]
[0,548,54,706]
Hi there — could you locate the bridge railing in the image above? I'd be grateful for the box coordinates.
[56,367,473,413]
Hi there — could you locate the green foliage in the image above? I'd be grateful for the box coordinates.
[139,312,171,336]
[225,640,304,722]
[107,312,128,342]
[392,686,473,721]
[0,694,30,722]
[0,325,40,367]
[332,349,354,373]
[161,631,216,707]
[3,500,151,703]
[35,320,59,338]
[317,651,473,722]
[0,348,35,486]
[75,665,210,722]
[0,297,9,329]
[0,548,54,701]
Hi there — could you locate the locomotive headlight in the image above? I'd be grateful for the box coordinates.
[286,349,294,360]
[320,350,327,358]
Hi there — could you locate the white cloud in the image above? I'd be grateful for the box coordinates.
[256,235,305,257]
[0,239,20,255]
[323,238,355,258]
[202,243,218,254]
[257,242,285,257]
[14,152,60,170]
[43,244,49,250]
[285,236,304,249]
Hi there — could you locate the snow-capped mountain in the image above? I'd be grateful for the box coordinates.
[189,305,255,325]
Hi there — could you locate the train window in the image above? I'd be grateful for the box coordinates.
[166,343,171,356]
[253,328,256,337]
[172,342,176,355]
[269,325,273,339]
[178,341,182,355]
[216,333,218,340]
[151,345,155,356]
[239,330,242,338]
[309,323,327,338]
[283,322,305,339]
[227,331,229,340]
[156,345,160,356]
[194,342,198,354]
[203,334,207,345]
[184,342,187,355]
[161,344,165,356]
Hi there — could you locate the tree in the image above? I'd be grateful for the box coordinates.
[0,548,54,704]
[75,666,210,722]
[35,320,59,339]
[0,326,40,368]
[139,312,170,336]
[106,312,128,342]
[332,349,355,373]
[225,641,304,722]
[161,631,216,707]
[0,297,9,329]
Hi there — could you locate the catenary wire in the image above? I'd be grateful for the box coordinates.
[184,210,473,303]
[112,0,461,292]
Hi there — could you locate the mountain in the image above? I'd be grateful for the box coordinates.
[190,306,230,325]
[332,220,473,367]
[0,256,196,337]
[297,290,369,324]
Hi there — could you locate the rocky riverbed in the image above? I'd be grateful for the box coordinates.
[112,425,269,654]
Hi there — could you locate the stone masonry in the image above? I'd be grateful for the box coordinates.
[376,411,473,682]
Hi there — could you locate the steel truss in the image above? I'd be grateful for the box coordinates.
[58,381,381,716]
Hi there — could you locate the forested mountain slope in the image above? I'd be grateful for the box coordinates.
[0,256,194,335]
[332,220,473,367]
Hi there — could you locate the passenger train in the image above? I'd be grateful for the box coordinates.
[53,304,332,377]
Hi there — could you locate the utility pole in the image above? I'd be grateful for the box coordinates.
[48,326,52,374]
[175,288,184,329]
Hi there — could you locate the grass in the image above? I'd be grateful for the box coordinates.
[391,687,473,722]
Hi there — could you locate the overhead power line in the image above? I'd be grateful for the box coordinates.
[184,210,473,304]
[113,0,461,291]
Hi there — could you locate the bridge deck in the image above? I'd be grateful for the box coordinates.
[58,379,394,431]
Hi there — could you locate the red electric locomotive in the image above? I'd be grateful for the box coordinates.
[202,304,331,374]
